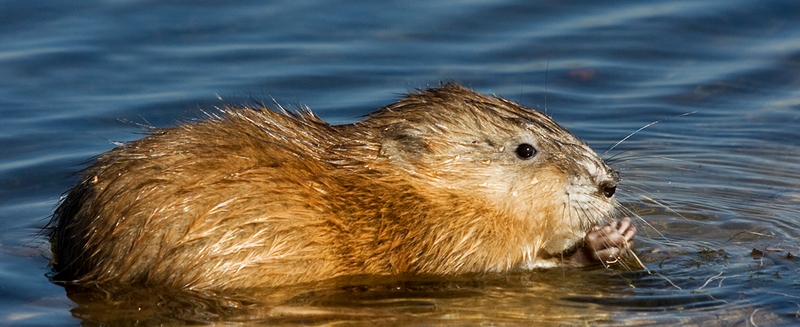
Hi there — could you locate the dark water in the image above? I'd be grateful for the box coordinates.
[2,0,800,325]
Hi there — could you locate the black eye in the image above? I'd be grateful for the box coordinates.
[515,143,536,159]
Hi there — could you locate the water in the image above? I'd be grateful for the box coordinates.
[2,0,799,325]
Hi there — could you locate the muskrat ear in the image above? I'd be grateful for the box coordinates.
[379,124,431,160]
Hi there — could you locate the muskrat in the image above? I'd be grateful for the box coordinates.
[49,83,635,290]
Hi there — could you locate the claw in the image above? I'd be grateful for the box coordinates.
[584,217,636,264]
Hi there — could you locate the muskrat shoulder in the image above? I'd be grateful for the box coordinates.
[50,83,635,290]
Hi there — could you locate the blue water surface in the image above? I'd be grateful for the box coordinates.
[1,0,799,325]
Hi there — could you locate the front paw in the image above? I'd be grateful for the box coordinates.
[584,217,636,264]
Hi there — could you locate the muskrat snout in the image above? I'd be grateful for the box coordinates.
[599,180,617,198]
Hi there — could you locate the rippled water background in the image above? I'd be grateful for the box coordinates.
[2,0,800,325]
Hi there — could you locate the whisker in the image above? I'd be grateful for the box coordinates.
[616,198,670,243]
[622,184,682,209]
[617,173,682,185]
[636,193,689,221]
[605,148,637,163]
[601,111,696,157]
[607,153,701,166]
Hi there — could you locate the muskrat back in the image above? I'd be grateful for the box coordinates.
[50,83,634,290]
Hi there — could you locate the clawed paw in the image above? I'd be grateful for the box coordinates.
[584,217,636,264]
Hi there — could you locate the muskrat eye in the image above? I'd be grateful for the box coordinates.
[515,143,536,159]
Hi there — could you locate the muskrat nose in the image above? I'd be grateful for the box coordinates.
[599,181,616,198]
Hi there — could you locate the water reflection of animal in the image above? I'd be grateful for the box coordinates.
[49,83,635,290]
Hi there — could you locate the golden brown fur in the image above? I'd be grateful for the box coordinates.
[50,83,632,290]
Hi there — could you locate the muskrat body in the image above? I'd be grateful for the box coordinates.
[50,83,634,290]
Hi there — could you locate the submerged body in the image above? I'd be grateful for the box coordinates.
[50,84,634,290]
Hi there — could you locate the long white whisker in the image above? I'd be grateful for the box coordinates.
[602,111,696,157]
[637,193,689,221]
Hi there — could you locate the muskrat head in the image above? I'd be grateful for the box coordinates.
[367,84,619,258]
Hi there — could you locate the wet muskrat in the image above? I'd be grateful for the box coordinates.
[49,83,635,290]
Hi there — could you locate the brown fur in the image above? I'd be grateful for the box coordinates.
[50,83,627,290]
